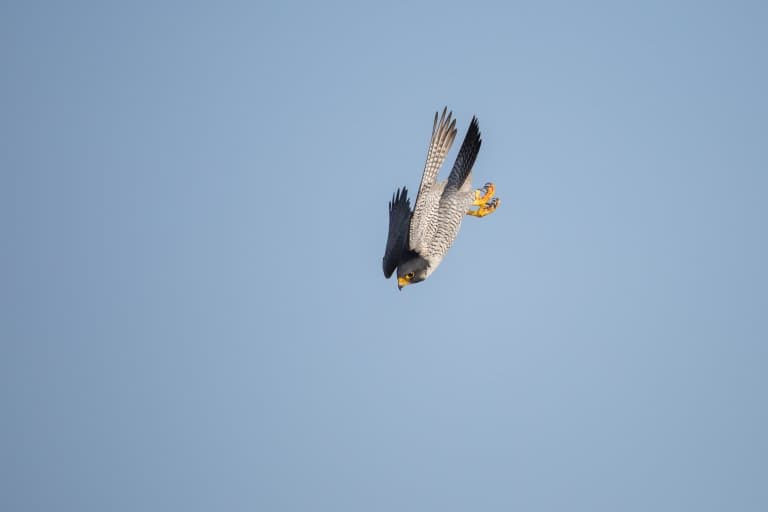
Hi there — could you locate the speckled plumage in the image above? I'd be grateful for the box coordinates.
[382,108,490,289]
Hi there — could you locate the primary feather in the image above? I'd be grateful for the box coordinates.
[409,107,457,255]
[382,187,411,278]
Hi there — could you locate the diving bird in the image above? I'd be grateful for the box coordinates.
[383,108,500,290]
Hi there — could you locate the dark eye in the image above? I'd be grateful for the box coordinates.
[406,272,415,279]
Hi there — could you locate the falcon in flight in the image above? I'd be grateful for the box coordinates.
[382,108,500,290]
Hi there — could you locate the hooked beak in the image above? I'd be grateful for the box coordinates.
[397,276,408,290]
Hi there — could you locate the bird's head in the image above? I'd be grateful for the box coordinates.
[396,255,430,290]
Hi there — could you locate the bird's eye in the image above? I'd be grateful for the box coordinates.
[406,272,415,280]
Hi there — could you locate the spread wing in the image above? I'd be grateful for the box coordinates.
[408,108,457,249]
[382,187,412,278]
[446,116,481,191]
[428,117,483,259]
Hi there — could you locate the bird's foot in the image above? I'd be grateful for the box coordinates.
[473,182,496,206]
[467,196,500,217]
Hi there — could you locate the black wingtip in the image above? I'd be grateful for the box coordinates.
[461,116,482,154]
[383,186,413,279]
[446,116,483,189]
[468,116,481,141]
[389,186,410,212]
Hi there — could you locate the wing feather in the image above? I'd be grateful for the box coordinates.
[382,187,412,278]
[427,117,483,259]
[409,108,457,248]
[446,116,481,190]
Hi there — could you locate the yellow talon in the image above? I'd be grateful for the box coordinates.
[473,182,496,206]
[467,197,500,218]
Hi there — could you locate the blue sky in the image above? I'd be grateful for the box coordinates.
[2,1,767,511]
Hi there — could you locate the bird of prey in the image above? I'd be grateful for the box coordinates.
[383,108,500,290]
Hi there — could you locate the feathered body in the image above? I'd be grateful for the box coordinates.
[383,108,484,289]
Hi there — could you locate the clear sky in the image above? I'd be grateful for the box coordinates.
[2,1,767,511]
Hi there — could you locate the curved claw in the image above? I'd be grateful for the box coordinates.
[467,196,500,218]
[473,182,496,206]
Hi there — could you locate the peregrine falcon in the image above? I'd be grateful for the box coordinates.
[383,108,500,290]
